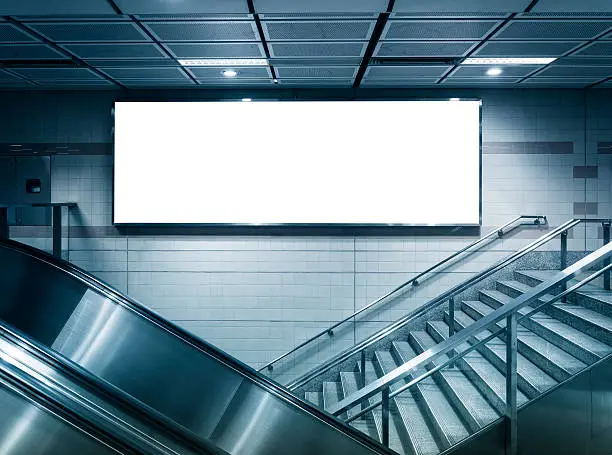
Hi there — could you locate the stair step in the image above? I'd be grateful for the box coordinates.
[393,340,498,433]
[373,351,441,455]
[384,344,470,449]
[422,322,528,415]
[493,280,612,346]
[446,310,558,398]
[358,359,404,454]
[304,391,322,408]
[495,280,557,305]
[516,270,612,319]
[461,300,586,382]
[475,290,610,364]
[322,381,343,413]
[340,371,364,420]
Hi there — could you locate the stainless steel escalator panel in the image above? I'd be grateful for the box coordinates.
[0,241,390,455]
[0,381,123,455]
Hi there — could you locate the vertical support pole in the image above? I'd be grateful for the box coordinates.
[360,350,367,417]
[505,313,518,455]
[381,388,389,447]
[0,207,8,240]
[560,230,568,302]
[448,296,455,338]
[52,205,62,259]
[603,222,610,291]
[360,350,366,388]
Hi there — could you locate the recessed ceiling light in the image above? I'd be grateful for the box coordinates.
[463,57,556,65]
[178,59,268,66]
[487,68,503,76]
[449,97,461,101]
[223,69,238,78]
[273,79,279,84]
[241,98,252,102]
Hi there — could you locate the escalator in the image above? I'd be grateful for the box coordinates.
[0,238,393,455]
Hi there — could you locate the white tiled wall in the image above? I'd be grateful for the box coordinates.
[3,89,612,370]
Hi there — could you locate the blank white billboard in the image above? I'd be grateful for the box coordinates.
[113,100,480,226]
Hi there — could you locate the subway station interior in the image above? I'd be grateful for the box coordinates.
[1,1,612,454]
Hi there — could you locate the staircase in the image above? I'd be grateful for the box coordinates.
[303,269,612,455]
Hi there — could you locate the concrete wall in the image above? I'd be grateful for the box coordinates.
[1,88,611,372]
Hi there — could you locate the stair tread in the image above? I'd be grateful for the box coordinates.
[496,280,557,303]
[304,391,322,408]
[378,348,470,448]
[423,323,528,408]
[402,329,499,430]
[374,351,441,455]
[451,310,558,396]
[340,371,363,419]
[472,292,611,359]
[463,300,587,374]
[322,381,342,412]
[551,304,612,333]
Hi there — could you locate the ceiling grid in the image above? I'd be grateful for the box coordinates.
[0,0,609,90]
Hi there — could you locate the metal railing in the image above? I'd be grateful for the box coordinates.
[286,217,611,391]
[259,215,546,375]
[324,232,612,455]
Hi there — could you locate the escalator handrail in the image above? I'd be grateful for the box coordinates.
[0,237,395,455]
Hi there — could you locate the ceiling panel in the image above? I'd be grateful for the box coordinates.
[393,0,531,12]
[269,42,367,58]
[166,43,264,59]
[25,22,150,42]
[571,42,612,57]
[538,65,612,78]
[119,80,197,87]
[604,31,612,39]
[375,41,477,57]
[253,0,387,13]
[62,43,167,60]
[100,67,190,80]
[0,23,37,43]
[382,20,500,40]
[452,65,540,78]
[494,20,612,40]
[474,41,584,57]
[114,0,249,14]
[196,79,274,86]
[275,66,357,78]
[365,65,451,78]
[277,79,354,86]
[441,78,522,85]
[360,77,439,86]
[0,0,116,15]
[144,21,259,42]
[531,0,612,12]
[0,44,68,60]
[0,69,30,84]
[521,78,601,87]
[263,20,375,41]
[10,67,107,82]
[188,66,272,80]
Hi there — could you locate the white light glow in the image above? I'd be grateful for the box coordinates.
[241,98,252,102]
[463,57,557,65]
[487,68,503,76]
[114,101,481,225]
[222,69,237,78]
[178,59,268,66]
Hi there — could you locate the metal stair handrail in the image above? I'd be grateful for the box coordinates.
[259,215,546,374]
[326,242,612,453]
[289,217,590,390]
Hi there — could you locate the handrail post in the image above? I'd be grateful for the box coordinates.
[448,296,456,367]
[360,350,366,389]
[560,230,568,302]
[0,207,8,240]
[381,388,389,447]
[603,222,610,291]
[52,205,62,259]
[505,313,518,455]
